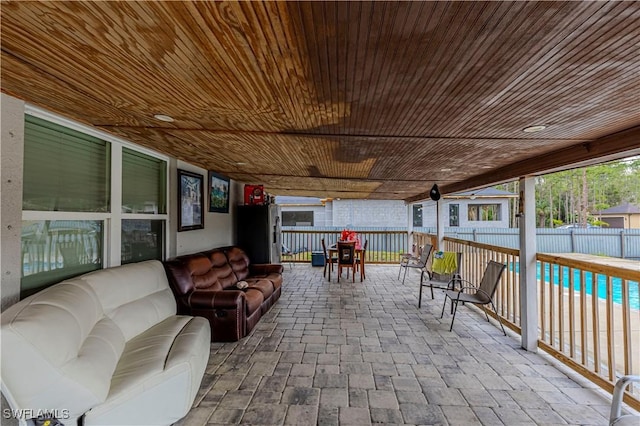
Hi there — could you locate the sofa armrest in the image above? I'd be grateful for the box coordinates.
[250,263,284,275]
[187,290,245,309]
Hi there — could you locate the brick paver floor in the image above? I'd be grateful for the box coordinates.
[174,264,629,425]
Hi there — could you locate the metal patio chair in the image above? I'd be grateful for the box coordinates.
[609,375,640,425]
[418,251,462,308]
[440,260,507,335]
[398,244,433,285]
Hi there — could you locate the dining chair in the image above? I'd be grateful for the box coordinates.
[337,241,356,283]
[440,260,507,335]
[355,239,368,281]
[321,238,337,281]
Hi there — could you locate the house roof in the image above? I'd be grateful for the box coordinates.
[276,196,324,206]
[447,187,517,199]
[2,2,640,201]
[598,202,640,215]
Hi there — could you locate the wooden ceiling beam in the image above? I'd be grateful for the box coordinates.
[405,125,640,203]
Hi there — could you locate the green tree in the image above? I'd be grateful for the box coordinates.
[496,157,640,228]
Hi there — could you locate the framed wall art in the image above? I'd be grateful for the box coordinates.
[209,171,230,213]
[178,169,204,231]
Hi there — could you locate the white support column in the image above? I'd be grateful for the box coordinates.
[108,145,123,266]
[167,158,178,259]
[407,203,414,254]
[436,199,444,250]
[519,176,538,351]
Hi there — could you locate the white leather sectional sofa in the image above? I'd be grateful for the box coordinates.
[1,260,210,426]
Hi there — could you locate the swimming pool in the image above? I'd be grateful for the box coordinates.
[511,263,640,310]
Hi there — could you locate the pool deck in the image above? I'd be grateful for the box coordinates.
[173,264,639,425]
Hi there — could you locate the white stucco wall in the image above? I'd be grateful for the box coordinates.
[174,160,237,255]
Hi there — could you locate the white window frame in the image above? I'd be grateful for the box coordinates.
[23,105,170,268]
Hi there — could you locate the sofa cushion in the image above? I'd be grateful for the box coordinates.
[83,316,210,425]
[185,255,222,291]
[243,288,264,315]
[206,250,239,289]
[226,247,282,290]
[80,260,177,341]
[0,280,125,420]
[245,278,274,299]
[247,273,282,290]
[225,246,252,281]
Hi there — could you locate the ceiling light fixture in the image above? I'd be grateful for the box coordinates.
[235,162,246,166]
[523,125,546,133]
[440,168,452,172]
[153,114,174,122]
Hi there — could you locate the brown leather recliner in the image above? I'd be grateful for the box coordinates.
[224,246,283,312]
[163,246,283,342]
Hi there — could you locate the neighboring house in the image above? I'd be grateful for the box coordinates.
[276,196,327,226]
[276,197,407,227]
[420,187,516,229]
[597,202,640,229]
[277,187,516,228]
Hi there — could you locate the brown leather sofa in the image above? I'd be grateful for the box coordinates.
[163,246,283,342]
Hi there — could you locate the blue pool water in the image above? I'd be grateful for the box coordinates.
[512,263,639,310]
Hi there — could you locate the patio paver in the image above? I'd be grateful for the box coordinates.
[174,264,622,425]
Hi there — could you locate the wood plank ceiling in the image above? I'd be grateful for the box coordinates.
[2,1,640,201]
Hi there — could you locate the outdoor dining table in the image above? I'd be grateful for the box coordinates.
[328,243,366,282]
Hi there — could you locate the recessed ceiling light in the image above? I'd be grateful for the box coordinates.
[440,168,452,172]
[235,162,246,166]
[153,114,174,122]
[481,166,492,169]
[523,125,546,133]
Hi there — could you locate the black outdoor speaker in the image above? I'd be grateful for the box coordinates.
[429,184,441,201]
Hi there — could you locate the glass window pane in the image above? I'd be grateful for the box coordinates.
[21,220,103,297]
[122,148,167,214]
[412,205,423,227]
[468,204,501,221]
[282,211,313,226]
[121,220,165,264]
[23,115,110,212]
[449,204,459,226]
